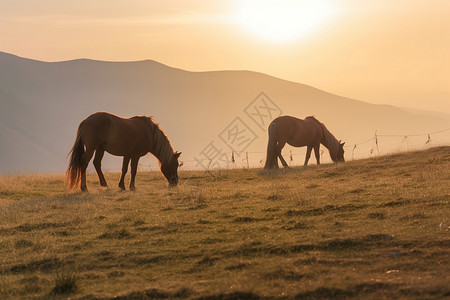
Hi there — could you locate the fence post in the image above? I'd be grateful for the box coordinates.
[246,152,249,169]
[375,131,379,155]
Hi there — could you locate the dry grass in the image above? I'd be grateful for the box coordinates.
[0,147,449,299]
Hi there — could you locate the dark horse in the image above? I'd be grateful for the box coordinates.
[264,116,345,169]
[67,112,181,191]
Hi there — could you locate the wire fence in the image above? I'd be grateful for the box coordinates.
[90,127,450,173]
[177,127,450,171]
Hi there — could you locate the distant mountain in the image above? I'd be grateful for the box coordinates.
[1,51,449,174]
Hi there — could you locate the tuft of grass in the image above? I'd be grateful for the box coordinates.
[98,228,133,239]
[50,270,79,295]
[14,239,33,248]
[368,212,386,219]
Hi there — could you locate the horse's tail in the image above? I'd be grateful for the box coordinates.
[264,121,278,169]
[66,123,85,190]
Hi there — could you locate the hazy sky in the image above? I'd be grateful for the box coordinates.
[1,0,449,114]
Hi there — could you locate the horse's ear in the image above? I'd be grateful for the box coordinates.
[341,142,345,146]
[174,151,181,159]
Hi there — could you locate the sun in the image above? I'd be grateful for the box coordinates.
[234,0,336,42]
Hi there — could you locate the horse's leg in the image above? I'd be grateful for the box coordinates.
[119,156,130,190]
[314,144,321,165]
[270,144,279,169]
[80,148,95,192]
[93,147,107,187]
[304,146,312,167]
[277,142,288,168]
[129,156,140,191]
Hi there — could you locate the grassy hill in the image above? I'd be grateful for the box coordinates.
[0,147,449,299]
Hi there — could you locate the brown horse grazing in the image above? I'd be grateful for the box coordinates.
[67,112,181,191]
[264,116,345,169]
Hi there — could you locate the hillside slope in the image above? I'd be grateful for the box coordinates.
[1,51,449,173]
[0,147,449,299]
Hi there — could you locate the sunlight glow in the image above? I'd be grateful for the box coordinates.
[234,0,336,42]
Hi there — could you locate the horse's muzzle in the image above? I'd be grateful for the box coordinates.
[168,176,178,187]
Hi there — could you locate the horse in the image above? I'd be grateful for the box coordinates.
[264,116,345,169]
[66,112,181,191]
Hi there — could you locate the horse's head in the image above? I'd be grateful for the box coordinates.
[161,151,181,187]
[331,141,345,163]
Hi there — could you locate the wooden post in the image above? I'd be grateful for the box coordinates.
[246,152,249,169]
[375,130,379,154]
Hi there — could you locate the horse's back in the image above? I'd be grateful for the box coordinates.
[80,112,152,155]
[269,116,300,143]
[271,115,323,147]
[82,112,147,135]
[272,115,309,134]
[81,112,114,136]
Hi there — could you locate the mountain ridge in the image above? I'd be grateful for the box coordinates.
[0,51,395,107]
[2,51,437,114]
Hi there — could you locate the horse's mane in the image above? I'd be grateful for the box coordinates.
[146,117,174,165]
[307,116,341,157]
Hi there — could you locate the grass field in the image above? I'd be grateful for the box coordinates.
[0,147,449,299]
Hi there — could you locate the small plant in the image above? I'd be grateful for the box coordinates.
[50,270,79,295]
